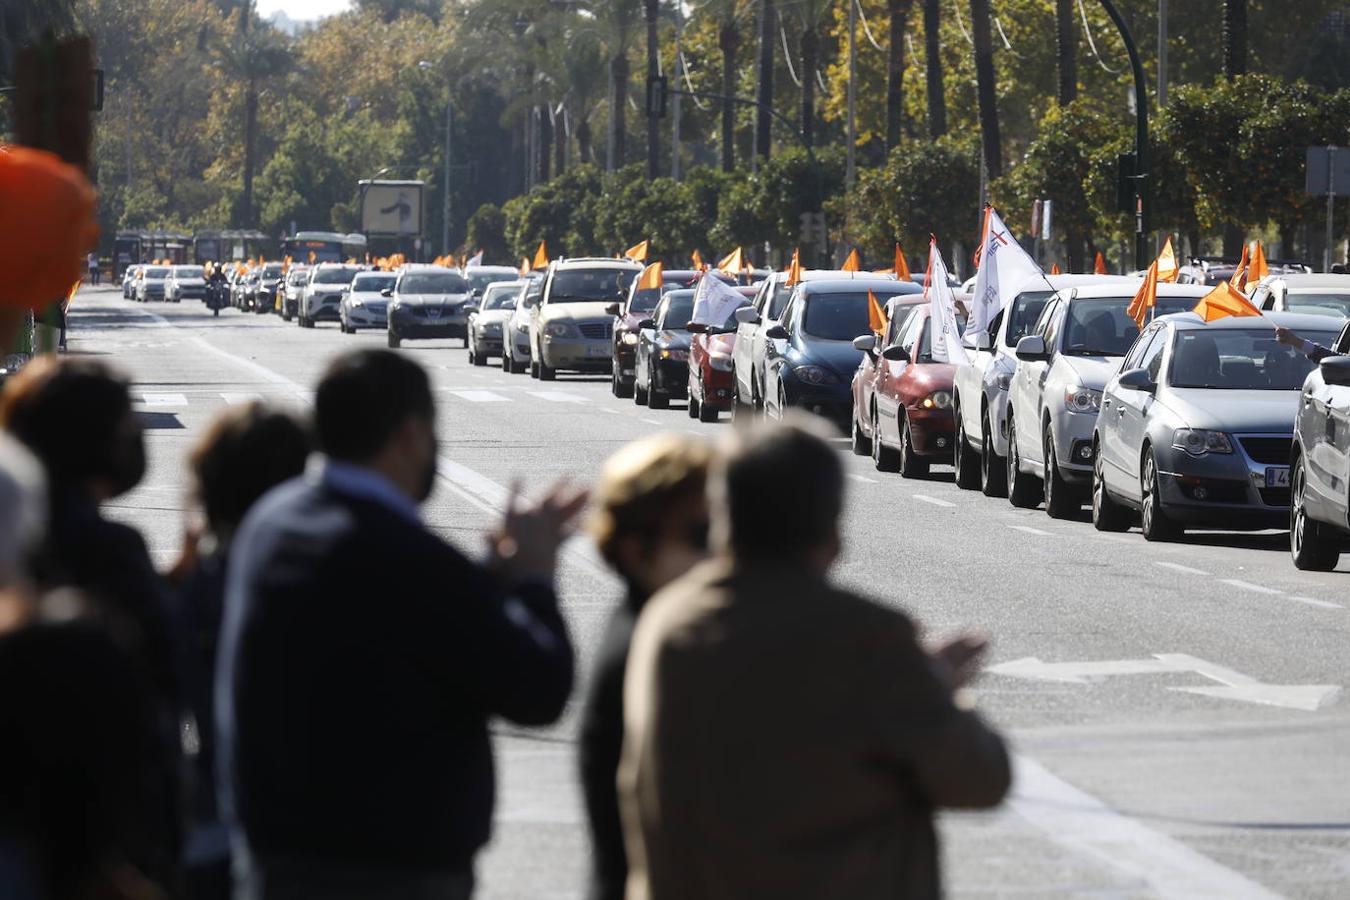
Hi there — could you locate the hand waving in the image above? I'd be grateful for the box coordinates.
[488,480,589,587]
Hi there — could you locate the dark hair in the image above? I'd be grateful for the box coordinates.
[713,415,843,562]
[314,350,433,462]
[190,402,312,538]
[0,356,133,486]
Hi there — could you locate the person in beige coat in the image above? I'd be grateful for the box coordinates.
[619,415,1010,900]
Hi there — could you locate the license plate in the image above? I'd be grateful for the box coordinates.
[588,346,610,357]
[1265,467,1290,488]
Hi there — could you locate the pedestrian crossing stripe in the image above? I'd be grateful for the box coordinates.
[139,392,188,406]
[448,390,511,402]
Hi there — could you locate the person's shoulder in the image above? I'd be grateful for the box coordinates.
[825,584,918,637]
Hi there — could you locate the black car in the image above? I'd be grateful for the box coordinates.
[634,289,695,410]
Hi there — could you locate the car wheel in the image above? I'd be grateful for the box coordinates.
[871,406,900,473]
[898,413,928,478]
[1043,425,1081,519]
[538,361,556,381]
[698,398,718,423]
[648,380,670,409]
[1139,448,1180,541]
[1291,455,1340,571]
[472,347,488,367]
[387,331,401,349]
[980,408,1008,498]
[634,374,648,405]
[850,406,872,456]
[953,407,981,490]
[687,393,700,419]
[1006,415,1042,508]
[1091,438,1132,531]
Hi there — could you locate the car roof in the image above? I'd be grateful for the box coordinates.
[398,265,455,273]
[1061,282,1205,300]
[465,265,519,274]
[486,279,528,289]
[799,278,923,294]
[1166,311,1341,332]
[769,268,870,284]
[1015,273,1137,295]
[552,257,643,270]
[1260,273,1350,290]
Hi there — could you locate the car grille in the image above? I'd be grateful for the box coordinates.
[579,322,612,340]
[364,302,387,314]
[1238,436,1292,465]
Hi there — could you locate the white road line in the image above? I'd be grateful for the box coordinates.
[912,493,955,507]
[527,391,590,403]
[846,474,877,484]
[640,418,661,425]
[1220,578,1283,595]
[1287,596,1344,610]
[1154,561,1210,576]
[1011,755,1282,899]
[220,392,263,405]
[597,407,622,414]
[448,390,511,403]
[1008,524,1051,536]
[140,392,188,406]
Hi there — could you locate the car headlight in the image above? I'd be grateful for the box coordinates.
[349,297,363,307]
[709,353,734,372]
[622,332,639,345]
[660,348,689,361]
[994,371,1013,391]
[546,321,578,338]
[1172,428,1232,456]
[921,390,952,409]
[1064,385,1102,413]
[792,364,838,385]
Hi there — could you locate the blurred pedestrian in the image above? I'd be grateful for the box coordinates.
[620,415,1011,900]
[582,434,712,900]
[0,433,45,616]
[218,349,583,900]
[171,403,311,900]
[88,250,100,286]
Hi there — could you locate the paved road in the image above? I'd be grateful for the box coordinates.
[69,288,1348,898]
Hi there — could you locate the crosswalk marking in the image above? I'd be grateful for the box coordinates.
[449,390,511,403]
[527,391,589,403]
[140,392,188,406]
[1154,561,1210,576]
[1007,524,1052,536]
[220,392,263,405]
[912,494,955,507]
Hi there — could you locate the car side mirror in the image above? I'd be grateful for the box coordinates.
[604,302,621,316]
[1320,356,1350,387]
[1117,367,1156,393]
[685,322,707,333]
[380,288,393,297]
[525,296,539,308]
[735,306,760,325]
[637,318,657,330]
[1015,335,1048,362]
[971,331,993,351]
[852,334,877,353]
[764,324,789,340]
[881,344,910,362]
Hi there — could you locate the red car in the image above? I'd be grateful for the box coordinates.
[863,304,968,477]
[607,269,733,398]
[849,294,928,454]
[687,285,758,422]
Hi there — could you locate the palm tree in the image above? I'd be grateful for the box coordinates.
[1054,0,1076,103]
[922,0,945,137]
[1222,0,1247,78]
[695,0,747,170]
[794,0,834,148]
[592,0,642,169]
[755,0,774,160]
[968,0,1000,180]
[885,0,913,149]
[645,0,660,175]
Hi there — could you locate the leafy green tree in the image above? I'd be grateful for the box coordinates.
[467,203,510,261]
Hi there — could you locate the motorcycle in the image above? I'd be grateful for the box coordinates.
[206,279,229,317]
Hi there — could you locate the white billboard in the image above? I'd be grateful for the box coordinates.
[359,180,424,237]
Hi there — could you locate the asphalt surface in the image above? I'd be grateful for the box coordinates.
[69,287,1349,898]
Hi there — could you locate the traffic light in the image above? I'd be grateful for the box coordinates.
[645,75,668,119]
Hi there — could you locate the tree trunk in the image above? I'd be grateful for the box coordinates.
[969,0,1001,180]
[578,118,593,165]
[1054,0,1076,104]
[800,25,817,148]
[1278,221,1295,261]
[242,75,258,226]
[1222,224,1245,259]
[554,107,566,175]
[922,0,945,138]
[1222,0,1247,79]
[610,53,629,169]
[645,0,660,176]
[885,0,911,150]
[756,0,774,159]
[719,21,738,171]
[538,105,552,183]
[1066,236,1084,274]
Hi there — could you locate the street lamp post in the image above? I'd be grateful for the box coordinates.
[1098,0,1150,269]
[418,61,454,257]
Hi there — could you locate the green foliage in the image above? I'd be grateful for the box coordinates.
[466,203,509,262]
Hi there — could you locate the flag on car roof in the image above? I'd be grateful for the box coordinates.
[894,243,911,281]
[842,248,861,272]
[963,206,1043,344]
[867,289,887,335]
[1231,242,1251,290]
[1050,263,1062,275]
[1248,240,1269,283]
[717,246,745,274]
[532,241,549,270]
[1156,235,1178,283]
[785,247,802,287]
[625,239,649,263]
[926,238,970,365]
[1126,258,1160,329]
[1193,280,1262,322]
[519,256,530,276]
[1094,251,1108,274]
[692,272,748,326]
[637,261,663,291]
[691,249,705,271]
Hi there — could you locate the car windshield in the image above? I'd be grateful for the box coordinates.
[352,275,395,293]
[1168,327,1339,390]
[401,272,468,293]
[919,313,970,360]
[263,265,285,277]
[1283,292,1350,319]
[660,292,696,329]
[629,287,663,314]
[1005,290,1052,344]
[801,290,908,340]
[172,266,203,278]
[315,267,361,284]
[1062,296,1197,356]
[482,288,518,310]
[548,268,636,303]
[468,272,516,292]
[288,271,308,284]
[144,267,169,278]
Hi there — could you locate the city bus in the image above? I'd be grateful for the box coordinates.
[280,231,368,264]
[192,229,270,266]
[113,230,191,276]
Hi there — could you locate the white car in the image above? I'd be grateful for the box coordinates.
[340,271,396,333]
[299,263,363,328]
[136,266,171,302]
[1249,273,1350,320]
[467,280,526,365]
[503,276,542,374]
[951,273,1136,495]
[529,258,642,380]
[465,265,521,300]
[280,266,309,322]
[164,265,206,303]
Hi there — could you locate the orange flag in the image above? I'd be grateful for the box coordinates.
[1248,240,1269,283]
[717,247,744,273]
[785,248,802,287]
[1231,242,1251,290]
[842,248,861,273]
[625,239,649,262]
[867,288,887,335]
[1156,235,1178,283]
[1094,251,1108,275]
[894,243,911,281]
[1050,263,1062,275]
[637,261,663,291]
[532,241,549,270]
[1193,280,1262,322]
[691,249,705,271]
[1126,259,1160,329]
[520,257,530,276]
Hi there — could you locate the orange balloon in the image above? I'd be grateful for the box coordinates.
[0,146,99,310]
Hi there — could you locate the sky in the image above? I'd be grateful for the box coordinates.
[255,0,353,20]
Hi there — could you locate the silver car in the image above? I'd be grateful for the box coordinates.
[387,265,473,348]
[165,265,206,303]
[952,274,1136,495]
[529,258,641,380]
[1006,283,1209,517]
[280,266,309,322]
[136,266,171,302]
[340,271,396,333]
[468,280,525,365]
[299,264,363,328]
[1250,273,1350,320]
[1290,320,1350,569]
[465,265,521,300]
[503,276,542,374]
[1092,312,1341,541]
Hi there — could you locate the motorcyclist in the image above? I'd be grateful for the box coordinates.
[206,264,228,316]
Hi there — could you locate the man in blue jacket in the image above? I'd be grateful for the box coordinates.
[218,349,583,900]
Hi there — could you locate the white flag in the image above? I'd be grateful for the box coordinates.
[963,207,1043,343]
[926,241,970,366]
[466,250,484,267]
[692,273,747,327]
